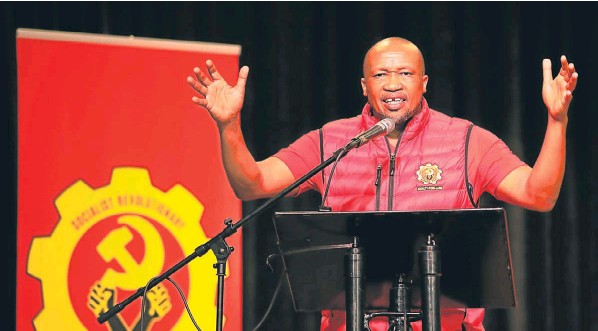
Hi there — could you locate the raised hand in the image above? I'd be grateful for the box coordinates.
[88,281,115,316]
[542,55,578,122]
[142,283,172,320]
[187,60,249,128]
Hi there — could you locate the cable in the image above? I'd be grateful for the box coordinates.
[166,277,202,331]
[319,150,345,211]
[139,277,202,331]
[251,270,285,331]
[140,276,158,331]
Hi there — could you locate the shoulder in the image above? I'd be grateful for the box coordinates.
[426,108,473,133]
[425,107,503,144]
[322,115,362,129]
[430,108,471,125]
[470,125,504,147]
[321,115,363,137]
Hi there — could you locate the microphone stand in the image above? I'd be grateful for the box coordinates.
[97,144,357,329]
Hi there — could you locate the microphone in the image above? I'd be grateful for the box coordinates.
[344,118,396,151]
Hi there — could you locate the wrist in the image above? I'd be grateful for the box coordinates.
[218,116,243,143]
[548,113,568,130]
[546,115,569,135]
[218,115,241,132]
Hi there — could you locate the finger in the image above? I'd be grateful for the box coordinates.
[152,284,164,294]
[567,72,578,91]
[563,90,573,106]
[89,296,100,305]
[236,66,249,90]
[559,55,570,77]
[206,60,224,81]
[187,76,208,96]
[161,301,172,313]
[568,62,575,72]
[192,96,209,110]
[193,67,212,86]
[542,59,553,83]
[561,62,572,81]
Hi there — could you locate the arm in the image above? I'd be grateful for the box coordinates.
[496,55,578,211]
[187,60,296,200]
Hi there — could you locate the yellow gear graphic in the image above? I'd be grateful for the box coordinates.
[28,167,221,330]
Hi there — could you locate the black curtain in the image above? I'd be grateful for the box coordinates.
[2,2,596,330]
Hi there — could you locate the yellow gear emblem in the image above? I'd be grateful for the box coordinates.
[416,163,443,185]
[28,167,222,330]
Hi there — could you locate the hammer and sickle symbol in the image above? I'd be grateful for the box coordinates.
[97,215,165,290]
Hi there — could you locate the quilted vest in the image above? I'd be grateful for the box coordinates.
[319,98,475,211]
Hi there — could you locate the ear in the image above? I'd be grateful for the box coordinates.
[422,75,429,93]
[361,78,368,97]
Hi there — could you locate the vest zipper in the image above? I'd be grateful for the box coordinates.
[388,154,396,210]
[375,164,382,211]
[385,137,401,210]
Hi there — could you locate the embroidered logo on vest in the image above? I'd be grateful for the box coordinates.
[416,163,443,191]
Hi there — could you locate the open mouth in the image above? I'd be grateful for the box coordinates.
[383,98,405,110]
[384,98,405,105]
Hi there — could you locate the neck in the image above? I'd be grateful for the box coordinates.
[385,117,410,147]
[386,130,404,149]
[387,118,409,137]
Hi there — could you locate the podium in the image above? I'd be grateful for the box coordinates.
[272,208,516,330]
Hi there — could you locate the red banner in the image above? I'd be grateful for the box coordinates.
[17,29,242,331]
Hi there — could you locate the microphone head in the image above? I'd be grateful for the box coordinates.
[380,118,396,134]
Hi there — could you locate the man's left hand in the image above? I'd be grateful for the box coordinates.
[542,55,578,122]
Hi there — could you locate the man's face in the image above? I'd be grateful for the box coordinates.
[361,43,428,125]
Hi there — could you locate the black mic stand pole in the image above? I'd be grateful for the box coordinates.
[98,144,357,329]
[419,234,441,331]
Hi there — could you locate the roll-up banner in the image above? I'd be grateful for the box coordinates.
[17,28,243,331]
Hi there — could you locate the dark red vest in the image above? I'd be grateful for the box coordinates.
[319,99,474,212]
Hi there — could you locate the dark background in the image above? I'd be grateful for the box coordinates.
[2,2,596,330]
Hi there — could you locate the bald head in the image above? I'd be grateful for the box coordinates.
[363,37,426,76]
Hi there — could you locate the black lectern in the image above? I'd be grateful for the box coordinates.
[272,208,516,330]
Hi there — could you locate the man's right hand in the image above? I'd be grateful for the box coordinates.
[187,59,296,201]
[187,60,249,129]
